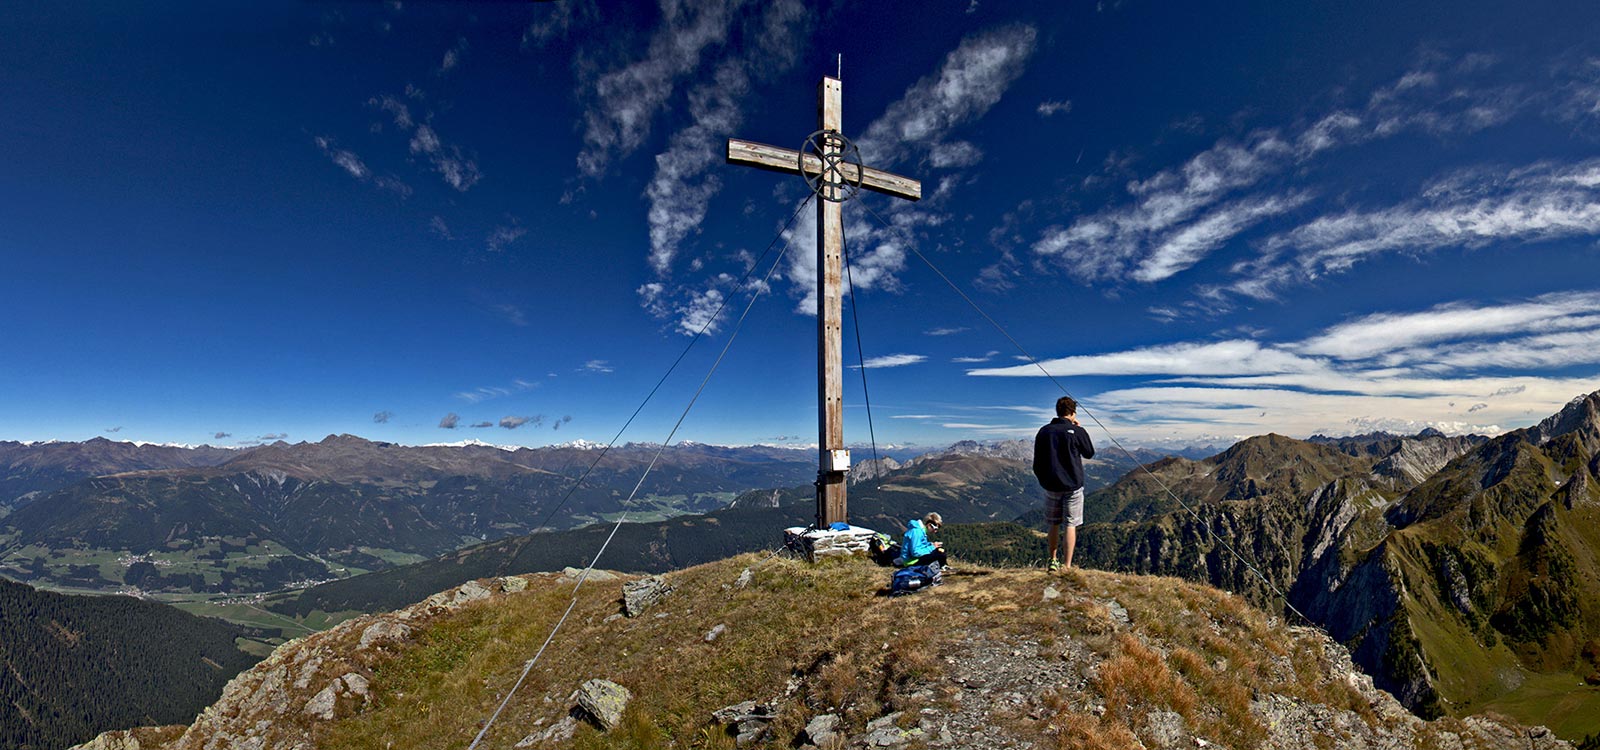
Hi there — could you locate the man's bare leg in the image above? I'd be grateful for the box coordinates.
[1064,525,1077,569]
[1047,523,1060,566]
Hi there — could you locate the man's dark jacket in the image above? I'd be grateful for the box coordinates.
[1033,417,1096,493]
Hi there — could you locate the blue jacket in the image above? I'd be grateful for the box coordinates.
[902,519,936,561]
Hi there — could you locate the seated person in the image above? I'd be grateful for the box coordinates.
[899,512,949,569]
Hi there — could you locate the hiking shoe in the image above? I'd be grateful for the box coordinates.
[1047,559,1062,572]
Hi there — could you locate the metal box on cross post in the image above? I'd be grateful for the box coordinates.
[824,448,850,473]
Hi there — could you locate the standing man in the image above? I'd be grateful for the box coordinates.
[1034,396,1095,572]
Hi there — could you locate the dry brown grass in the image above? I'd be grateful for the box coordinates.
[1054,712,1140,750]
[307,555,1375,749]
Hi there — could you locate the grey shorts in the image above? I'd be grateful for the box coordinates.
[1044,487,1084,527]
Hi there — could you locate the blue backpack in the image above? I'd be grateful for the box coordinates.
[889,563,942,595]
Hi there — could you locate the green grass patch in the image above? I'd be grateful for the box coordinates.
[355,547,429,567]
[1478,671,1600,741]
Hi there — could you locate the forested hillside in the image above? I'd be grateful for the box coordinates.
[0,579,265,750]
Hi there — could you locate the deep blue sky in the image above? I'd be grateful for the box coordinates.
[4,0,1599,450]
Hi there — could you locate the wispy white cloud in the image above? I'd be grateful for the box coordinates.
[438,37,466,75]
[1552,57,1600,130]
[455,377,539,403]
[314,136,370,180]
[641,269,772,336]
[1404,327,1600,372]
[951,350,1000,363]
[575,0,754,178]
[635,23,1035,335]
[1034,58,1537,287]
[361,90,480,192]
[371,176,412,197]
[428,216,454,240]
[643,60,751,274]
[492,303,530,327]
[856,24,1037,170]
[522,0,598,48]
[1033,131,1296,282]
[676,285,726,336]
[580,359,614,374]
[370,95,413,130]
[782,208,911,315]
[968,291,1600,442]
[853,353,927,369]
[1132,193,1311,282]
[971,339,1319,377]
[1036,99,1072,117]
[486,223,527,253]
[626,1,809,333]
[408,123,481,191]
[1295,291,1600,359]
[924,326,970,336]
[314,135,411,197]
[1233,160,1600,297]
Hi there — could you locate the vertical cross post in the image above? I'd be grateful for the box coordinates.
[815,77,847,530]
[725,76,921,536]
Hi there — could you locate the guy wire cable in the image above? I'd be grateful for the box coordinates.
[839,220,883,486]
[856,198,1311,626]
[487,194,815,576]
[466,212,799,750]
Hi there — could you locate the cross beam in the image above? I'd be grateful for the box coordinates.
[726,139,922,202]
[726,76,922,530]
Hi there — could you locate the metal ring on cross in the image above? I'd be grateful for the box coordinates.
[801,129,863,203]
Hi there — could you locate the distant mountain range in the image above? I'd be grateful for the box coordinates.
[0,436,817,594]
[266,448,1046,620]
[0,432,1184,597]
[0,438,241,515]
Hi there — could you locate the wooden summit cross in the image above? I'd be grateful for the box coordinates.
[726,76,922,530]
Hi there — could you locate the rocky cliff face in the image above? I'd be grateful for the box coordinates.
[1370,433,1486,488]
[71,557,1570,750]
[1079,392,1600,732]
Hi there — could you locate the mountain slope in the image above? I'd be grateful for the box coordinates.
[0,578,265,750]
[1018,394,1600,738]
[0,436,817,594]
[266,458,1043,621]
[74,556,1570,750]
[1300,391,1600,727]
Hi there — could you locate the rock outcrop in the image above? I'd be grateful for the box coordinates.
[574,679,632,731]
[67,573,553,750]
[622,575,672,616]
